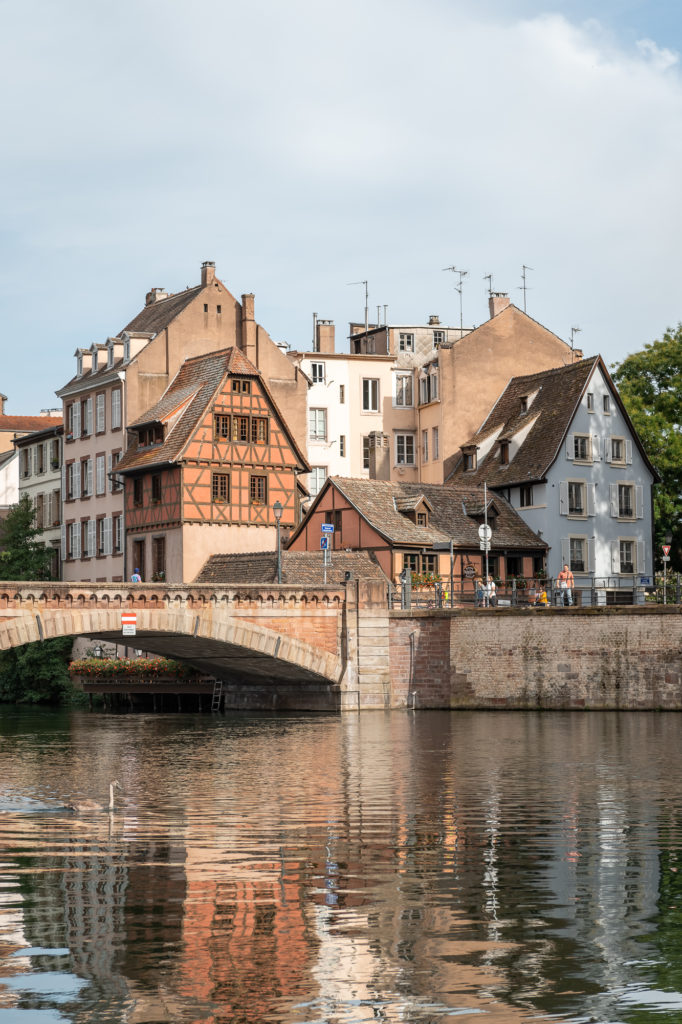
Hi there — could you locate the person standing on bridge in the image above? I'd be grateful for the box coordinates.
[131,568,142,583]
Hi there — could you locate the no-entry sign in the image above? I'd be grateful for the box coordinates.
[121,612,137,637]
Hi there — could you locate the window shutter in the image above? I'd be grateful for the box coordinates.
[566,434,573,460]
[73,523,81,560]
[609,483,618,517]
[636,540,645,574]
[61,523,67,560]
[61,462,66,496]
[86,398,93,434]
[33,448,39,474]
[605,437,612,463]
[635,485,644,519]
[559,480,568,514]
[73,402,81,438]
[561,537,570,566]
[47,492,52,526]
[592,435,601,461]
[86,459,93,496]
[96,455,105,495]
[611,540,620,574]
[107,453,113,493]
[104,517,112,556]
[587,483,596,516]
[73,464,80,500]
[88,519,96,557]
[588,538,595,573]
[625,439,633,465]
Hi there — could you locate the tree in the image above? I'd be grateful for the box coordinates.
[611,326,682,570]
[0,495,77,703]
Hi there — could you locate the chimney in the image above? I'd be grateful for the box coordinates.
[428,315,440,325]
[488,292,511,318]
[0,394,6,414]
[241,293,257,364]
[368,432,390,481]
[145,288,168,306]
[201,260,216,286]
[315,319,335,354]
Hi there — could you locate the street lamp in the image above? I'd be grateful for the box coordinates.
[273,501,283,584]
[93,644,103,659]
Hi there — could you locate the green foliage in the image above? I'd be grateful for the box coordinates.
[0,494,52,581]
[0,636,79,704]
[612,327,682,570]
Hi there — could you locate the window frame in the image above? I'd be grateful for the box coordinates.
[310,362,325,384]
[394,373,413,408]
[362,378,379,412]
[308,408,327,442]
[399,332,414,353]
[211,472,230,504]
[395,432,416,466]
[249,475,267,506]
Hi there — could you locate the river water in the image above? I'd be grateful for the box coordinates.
[0,709,681,1024]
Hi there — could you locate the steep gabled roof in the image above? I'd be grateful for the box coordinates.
[194,549,388,586]
[118,286,203,337]
[290,477,545,551]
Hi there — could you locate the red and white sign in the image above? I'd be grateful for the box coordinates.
[121,612,137,637]
[663,545,671,556]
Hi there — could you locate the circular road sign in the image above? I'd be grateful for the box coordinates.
[478,524,492,542]
[463,565,476,578]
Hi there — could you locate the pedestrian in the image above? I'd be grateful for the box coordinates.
[487,575,498,607]
[475,576,485,607]
[533,587,548,607]
[557,563,574,606]
[131,567,142,583]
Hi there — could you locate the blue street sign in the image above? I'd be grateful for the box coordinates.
[321,524,334,533]
[639,576,652,586]
[321,537,329,549]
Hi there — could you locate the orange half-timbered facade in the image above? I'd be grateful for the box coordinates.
[116,348,310,583]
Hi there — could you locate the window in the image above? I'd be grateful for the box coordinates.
[309,408,327,441]
[586,392,594,412]
[610,437,625,464]
[20,449,31,478]
[111,450,123,492]
[83,519,96,559]
[573,434,590,462]
[403,553,419,573]
[417,512,428,527]
[81,397,93,437]
[51,489,61,526]
[214,413,230,439]
[430,370,439,400]
[419,376,430,405]
[96,393,105,433]
[250,475,267,505]
[251,417,268,444]
[362,378,379,412]
[363,436,370,470]
[506,555,522,577]
[568,481,585,516]
[96,455,106,495]
[69,522,81,560]
[111,389,121,429]
[310,467,327,497]
[217,304,222,314]
[99,517,112,556]
[603,394,611,414]
[433,330,445,347]
[35,493,44,529]
[396,433,416,466]
[339,435,346,457]
[232,378,251,393]
[520,485,533,508]
[520,396,528,414]
[232,415,249,443]
[422,430,428,462]
[76,354,83,377]
[133,478,143,507]
[151,474,162,504]
[212,473,229,503]
[152,536,166,579]
[311,362,325,384]
[107,345,114,369]
[35,445,45,475]
[619,539,634,573]
[67,462,79,500]
[500,441,509,465]
[114,515,123,553]
[394,373,413,407]
[421,553,437,573]
[204,303,209,313]
[618,483,634,518]
[123,339,130,362]
[81,458,92,497]
[50,439,60,469]
[432,427,439,461]
[569,537,586,572]
[339,385,345,404]
[462,447,477,472]
[399,333,414,352]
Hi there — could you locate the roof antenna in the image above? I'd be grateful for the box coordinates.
[443,266,468,331]
[519,265,533,313]
[570,325,582,351]
[483,273,494,298]
[348,280,369,334]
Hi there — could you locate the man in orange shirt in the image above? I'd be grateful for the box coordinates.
[557,563,574,606]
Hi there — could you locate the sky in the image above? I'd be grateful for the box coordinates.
[1,0,682,413]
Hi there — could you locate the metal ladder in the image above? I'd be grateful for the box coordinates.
[210,678,223,713]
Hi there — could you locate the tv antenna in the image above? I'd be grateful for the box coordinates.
[483,273,494,297]
[519,265,533,313]
[348,280,369,334]
[443,266,468,331]
[570,325,582,351]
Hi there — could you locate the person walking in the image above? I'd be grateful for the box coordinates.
[475,576,485,607]
[131,567,142,583]
[487,575,497,608]
[557,563,574,606]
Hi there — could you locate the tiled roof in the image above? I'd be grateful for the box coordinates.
[118,286,203,337]
[0,416,62,433]
[116,349,253,473]
[448,358,600,488]
[194,549,389,586]
[309,477,545,551]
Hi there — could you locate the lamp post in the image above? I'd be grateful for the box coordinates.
[274,501,283,584]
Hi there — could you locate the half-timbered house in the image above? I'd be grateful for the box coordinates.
[115,348,310,583]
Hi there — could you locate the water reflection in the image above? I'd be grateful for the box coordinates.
[0,711,681,1021]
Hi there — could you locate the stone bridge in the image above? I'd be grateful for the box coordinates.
[0,581,390,711]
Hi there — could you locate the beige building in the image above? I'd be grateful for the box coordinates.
[14,423,63,577]
[291,296,582,497]
[56,262,309,582]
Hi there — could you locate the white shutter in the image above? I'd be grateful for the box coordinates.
[561,537,570,566]
[566,434,573,460]
[86,459,93,497]
[592,435,601,461]
[636,540,645,574]
[96,394,105,433]
[587,483,596,516]
[611,540,620,574]
[609,483,618,517]
[73,402,81,438]
[47,492,52,526]
[86,398,93,435]
[96,455,105,495]
[73,463,80,500]
[61,462,66,495]
[625,439,633,465]
[635,485,644,519]
[33,448,39,474]
[559,480,568,515]
[72,523,81,560]
[605,437,612,463]
[61,523,67,561]
[107,453,113,492]
[103,517,112,556]
[87,519,96,558]
[588,538,595,573]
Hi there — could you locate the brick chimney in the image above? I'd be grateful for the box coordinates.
[368,432,390,481]
[145,288,168,306]
[0,394,6,414]
[315,319,335,354]
[488,292,511,318]
[201,261,216,286]
[241,293,257,364]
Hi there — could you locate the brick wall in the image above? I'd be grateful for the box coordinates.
[390,606,682,710]
[234,611,340,655]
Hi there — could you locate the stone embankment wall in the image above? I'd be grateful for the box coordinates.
[390,606,682,710]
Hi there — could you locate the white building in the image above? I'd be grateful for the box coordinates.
[14,423,64,578]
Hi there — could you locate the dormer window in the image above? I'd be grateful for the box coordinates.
[76,354,83,377]
[417,511,428,527]
[500,440,510,465]
[138,424,164,447]
[123,339,130,362]
[462,445,477,472]
[107,345,114,369]
[520,396,528,414]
